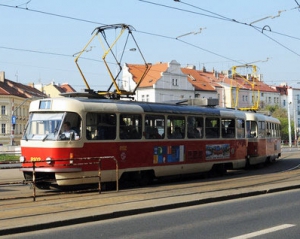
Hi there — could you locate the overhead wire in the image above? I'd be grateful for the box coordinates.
[1,0,300,73]
[0,2,243,67]
[142,0,300,57]
[0,3,106,25]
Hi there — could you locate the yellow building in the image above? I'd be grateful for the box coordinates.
[0,72,47,146]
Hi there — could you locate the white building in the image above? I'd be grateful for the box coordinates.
[122,60,195,102]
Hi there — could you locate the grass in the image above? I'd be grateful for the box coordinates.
[0,154,20,162]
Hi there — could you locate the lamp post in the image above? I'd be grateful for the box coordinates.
[288,101,292,147]
[288,82,300,147]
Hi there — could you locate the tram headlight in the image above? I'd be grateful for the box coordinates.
[45,157,52,165]
[19,156,25,163]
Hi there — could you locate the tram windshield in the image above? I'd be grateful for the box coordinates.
[23,112,81,141]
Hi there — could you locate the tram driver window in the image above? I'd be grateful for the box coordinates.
[60,112,81,140]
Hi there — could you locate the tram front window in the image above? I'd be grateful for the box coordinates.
[23,112,81,141]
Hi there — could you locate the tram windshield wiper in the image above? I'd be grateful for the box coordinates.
[42,134,49,142]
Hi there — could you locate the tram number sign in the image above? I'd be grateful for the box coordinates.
[31,157,42,162]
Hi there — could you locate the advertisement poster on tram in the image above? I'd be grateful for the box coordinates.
[153,145,185,164]
[206,144,230,159]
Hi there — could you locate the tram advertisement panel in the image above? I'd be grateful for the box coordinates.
[206,144,230,160]
[153,145,185,164]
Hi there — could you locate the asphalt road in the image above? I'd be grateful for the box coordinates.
[7,188,300,239]
[1,147,300,237]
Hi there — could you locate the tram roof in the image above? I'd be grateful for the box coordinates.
[71,98,223,116]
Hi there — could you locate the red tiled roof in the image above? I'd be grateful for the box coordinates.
[126,62,279,95]
[60,83,76,93]
[181,68,216,91]
[126,62,168,87]
[0,79,47,98]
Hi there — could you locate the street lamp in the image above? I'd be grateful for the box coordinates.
[176,28,206,39]
[287,82,300,147]
[115,48,136,89]
[288,101,292,147]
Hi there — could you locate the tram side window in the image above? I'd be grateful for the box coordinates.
[187,116,203,138]
[145,115,164,139]
[258,121,265,138]
[167,116,185,139]
[86,113,116,140]
[276,124,281,137]
[205,118,220,138]
[266,122,271,137]
[271,123,275,137]
[236,119,245,138]
[120,114,142,140]
[246,121,258,138]
[221,118,235,138]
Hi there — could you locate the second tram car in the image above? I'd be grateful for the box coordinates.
[19,97,281,189]
[245,112,281,166]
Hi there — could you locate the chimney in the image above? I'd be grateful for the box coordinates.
[0,71,5,82]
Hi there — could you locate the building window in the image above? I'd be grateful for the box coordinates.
[1,106,5,115]
[146,95,149,102]
[283,100,286,107]
[141,95,145,102]
[1,124,5,134]
[172,79,178,86]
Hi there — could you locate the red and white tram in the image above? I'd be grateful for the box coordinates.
[245,112,281,166]
[19,97,280,189]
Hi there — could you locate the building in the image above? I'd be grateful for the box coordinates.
[123,60,280,111]
[30,81,76,98]
[122,60,195,102]
[0,71,47,145]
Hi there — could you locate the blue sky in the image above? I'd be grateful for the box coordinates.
[1,0,300,92]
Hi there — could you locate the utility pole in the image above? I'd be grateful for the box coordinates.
[288,102,292,147]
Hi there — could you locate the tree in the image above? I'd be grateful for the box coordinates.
[261,105,294,142]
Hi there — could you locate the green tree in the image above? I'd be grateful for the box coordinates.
[261,105,294,142]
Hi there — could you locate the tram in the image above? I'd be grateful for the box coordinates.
[245,112,281,166]
[20,97,256,189]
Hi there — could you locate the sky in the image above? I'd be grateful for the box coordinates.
[1,0,300,92]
